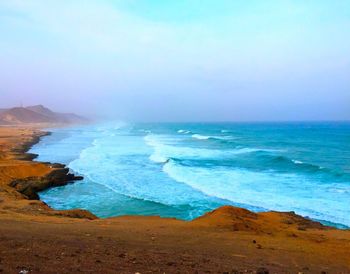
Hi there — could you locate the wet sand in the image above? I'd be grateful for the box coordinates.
[0,126,349,273]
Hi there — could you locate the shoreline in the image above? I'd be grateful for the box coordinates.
[29,126,348,229]
[0,126,350,273]
[0,126,97,219]
[10,130,85,200]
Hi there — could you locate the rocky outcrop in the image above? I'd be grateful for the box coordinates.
[9,167,83,200]
[191,205,327,232]
[53,209,97,220]
[3,128,95,221]
[191,206,260,231]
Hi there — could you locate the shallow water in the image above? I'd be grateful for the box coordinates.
[30,122,350,228]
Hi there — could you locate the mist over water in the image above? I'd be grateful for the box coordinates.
[30,122,350,228]
[1,1,350,121]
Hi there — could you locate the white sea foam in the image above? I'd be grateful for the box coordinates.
[162,160,350,226]
[192,134,210,140]
[145,133,280,164]
[149,153,169,163]
[177,129,191,134]
[292,159,325,169]
[145,134,232,162]
[292,159,303,164]
[191,134,235,140]
[145,134,212,162]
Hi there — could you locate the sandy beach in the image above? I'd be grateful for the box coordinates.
[0,126,350,273]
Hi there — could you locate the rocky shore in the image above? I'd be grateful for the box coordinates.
[6,130,84,200]
[0,126,350,273]
[0,127,97,219]
[10,168,83,200]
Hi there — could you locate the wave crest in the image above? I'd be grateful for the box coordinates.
[191,134,236,141]
[177,129,191,134]
[192,134,210,140]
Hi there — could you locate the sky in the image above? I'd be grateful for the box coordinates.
[0,0,349,121]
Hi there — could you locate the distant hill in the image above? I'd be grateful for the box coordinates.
[26,105,58,118]
[0,105,88,125]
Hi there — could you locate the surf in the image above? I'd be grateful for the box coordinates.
[29,121,350,227]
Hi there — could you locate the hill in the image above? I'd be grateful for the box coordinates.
[0,105,88,125]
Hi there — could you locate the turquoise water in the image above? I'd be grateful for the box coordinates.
[29,122,350,228]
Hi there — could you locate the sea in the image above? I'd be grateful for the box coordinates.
[29,122,350,228]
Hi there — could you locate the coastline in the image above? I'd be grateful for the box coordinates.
[0,126,97,220]
[0,126,350,273]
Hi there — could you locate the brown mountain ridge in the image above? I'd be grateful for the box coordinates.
[0,105,88,125]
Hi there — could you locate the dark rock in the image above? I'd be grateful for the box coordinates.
[9,168,84,200]
[280,211,325,230]
[256,267,269,274]
[54,209,97,220]
[14,153,38,161]
[50,163,66,168]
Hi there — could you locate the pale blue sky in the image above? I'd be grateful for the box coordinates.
[0,0,349,121]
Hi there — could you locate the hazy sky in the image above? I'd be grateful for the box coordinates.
[0,0,349,121]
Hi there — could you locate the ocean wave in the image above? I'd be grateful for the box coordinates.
[292,159,303,164]
[292,159,323,169]
[68,143,217,211]
[191,134,235,141]
[232,147,270,154]
[192,134,210,140]
[144,134,168,149]
[97,122,126,132]
[86,175,173,207]
[35,123,350,227]
[162,160,294,208]
[71,173,186,211]
[177,129,191,134]
[145,134,273,164]
[162,160,350,227]
[254,155,348,179]
[328,187,350,194]
[272,156,325,171]
[149,153,169,163]
[145,134,226,163]
[139,129,152,134]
